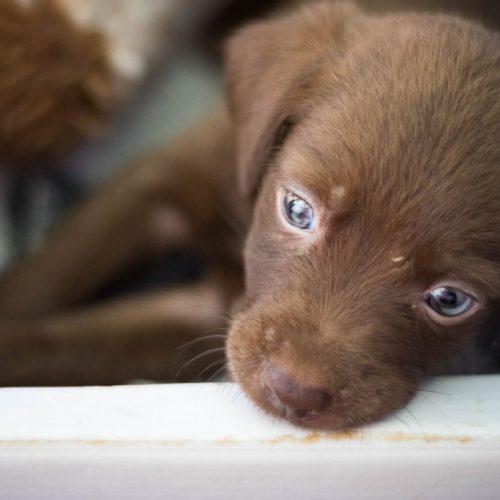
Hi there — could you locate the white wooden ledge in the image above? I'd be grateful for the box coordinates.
[0,375,499,499]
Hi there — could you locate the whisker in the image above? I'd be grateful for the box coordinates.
[403,407,428,442]
[197,358,227,379]
[176,347,226,376]
[208,364,228,382]
[391,412,409,427]
[418,392,445,415]
[418,388,449,395]
[176,333,227,352]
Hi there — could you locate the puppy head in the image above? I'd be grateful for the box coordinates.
[225,1,500,430]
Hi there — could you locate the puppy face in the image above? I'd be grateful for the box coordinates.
[225,2,500,430]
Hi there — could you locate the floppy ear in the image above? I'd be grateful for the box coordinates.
[225,1,361,200]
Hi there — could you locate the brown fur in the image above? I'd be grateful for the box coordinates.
[226,2,500,430]
[0,0,117,163]
[0,1,499,431]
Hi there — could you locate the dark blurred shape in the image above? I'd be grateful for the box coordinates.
[200,0,288,60]
[91,249,204,304]
[360,0,500,28]
[202,0,500,58]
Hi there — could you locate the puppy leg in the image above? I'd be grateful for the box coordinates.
[0,280,231,386]
[0,108,245,318]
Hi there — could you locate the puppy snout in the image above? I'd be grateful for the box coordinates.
[262,363,332,421]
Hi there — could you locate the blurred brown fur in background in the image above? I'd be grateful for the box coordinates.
[0,0,116,162]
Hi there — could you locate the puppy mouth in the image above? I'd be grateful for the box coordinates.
[257,370,414,430]
[227,315,420,430]
[263,385,325,422]
[259,362,333,425]
[229,346,418,431]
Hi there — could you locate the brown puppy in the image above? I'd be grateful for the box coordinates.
[225,2,500,430]
[0,1,499,431]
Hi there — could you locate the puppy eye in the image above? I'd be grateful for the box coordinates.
[282,191,315,230]
[423,287,474,317]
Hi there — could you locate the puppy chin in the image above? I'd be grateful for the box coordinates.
[227,314,418,431]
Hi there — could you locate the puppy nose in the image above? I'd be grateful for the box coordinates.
[262,363,331,420]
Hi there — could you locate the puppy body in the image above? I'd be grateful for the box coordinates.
[0,1,499,430]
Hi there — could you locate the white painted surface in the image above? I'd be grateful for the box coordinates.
[0,376,499,499]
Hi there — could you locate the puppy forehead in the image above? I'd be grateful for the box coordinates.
[278,139,343,198]
[277,14,500,173]
[276,105,500,266]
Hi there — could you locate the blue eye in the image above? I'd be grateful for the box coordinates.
[424,287,473,317]
[282,191,315,230]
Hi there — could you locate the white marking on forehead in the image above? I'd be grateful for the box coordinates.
[391,256,405,263]
[389,250,408,267]
[331,186,346,202]
[264,328,275,342]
